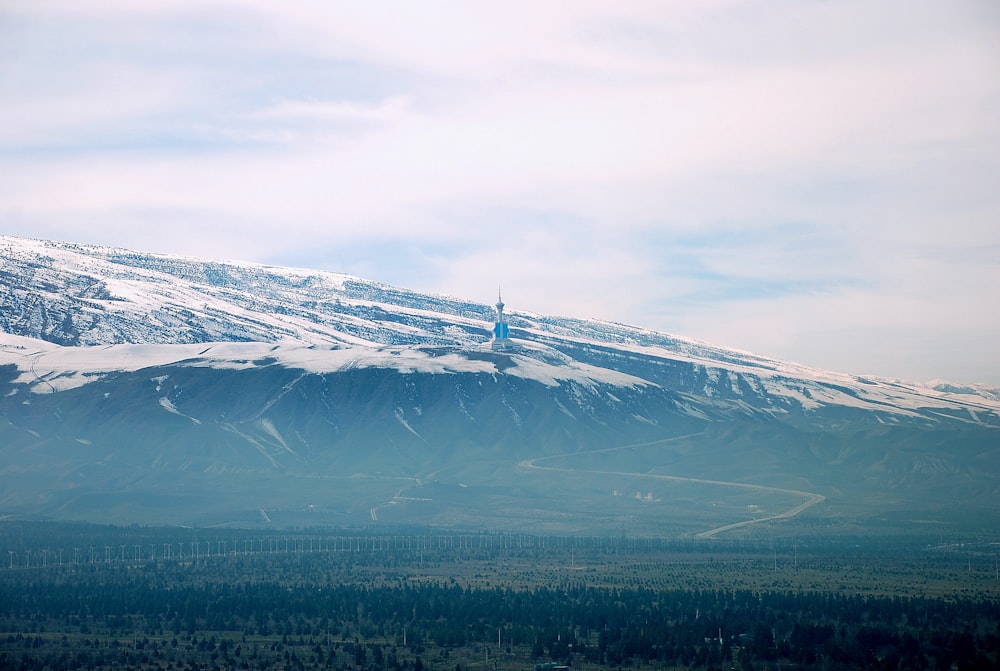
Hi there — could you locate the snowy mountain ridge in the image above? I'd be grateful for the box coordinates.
[1,235,997,426]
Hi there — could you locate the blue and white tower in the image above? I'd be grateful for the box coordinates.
[491,288,510,351]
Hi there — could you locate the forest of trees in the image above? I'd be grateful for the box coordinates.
[1,522,998,670]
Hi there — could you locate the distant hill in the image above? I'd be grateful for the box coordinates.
[1,236,997,535]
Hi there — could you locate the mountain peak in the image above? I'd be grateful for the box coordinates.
[1,236,998,532]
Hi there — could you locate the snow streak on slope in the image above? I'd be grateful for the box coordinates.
[0,333,650,394]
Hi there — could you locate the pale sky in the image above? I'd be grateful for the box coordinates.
[2,1,999,385]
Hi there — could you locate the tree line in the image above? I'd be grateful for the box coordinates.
[2,555,998,670]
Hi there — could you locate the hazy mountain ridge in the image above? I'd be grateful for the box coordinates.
[1,236,998,532]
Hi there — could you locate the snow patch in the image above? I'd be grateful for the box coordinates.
[258,418,296,455]
[151,374,169,392]
[159,397,201,424]
[394,408,425,441]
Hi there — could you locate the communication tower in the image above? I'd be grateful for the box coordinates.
[491,288,511,351]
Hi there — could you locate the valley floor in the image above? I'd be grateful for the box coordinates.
[1,522,999,670]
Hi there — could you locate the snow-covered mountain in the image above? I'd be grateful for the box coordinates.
[1,236,998,534]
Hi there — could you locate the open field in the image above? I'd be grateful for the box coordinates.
[3,521,1000,598]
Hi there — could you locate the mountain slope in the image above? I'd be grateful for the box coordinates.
[1,236,998,534]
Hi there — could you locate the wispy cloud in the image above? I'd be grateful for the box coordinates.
[1,1,998,383]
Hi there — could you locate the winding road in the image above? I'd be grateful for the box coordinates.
[519,435,825,539]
